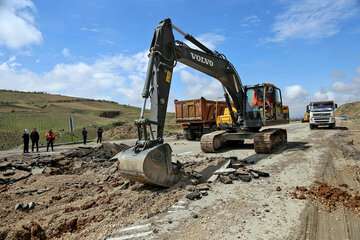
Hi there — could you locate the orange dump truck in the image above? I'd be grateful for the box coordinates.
[174,97,227,140]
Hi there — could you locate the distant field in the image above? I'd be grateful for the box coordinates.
[0,90,179,150]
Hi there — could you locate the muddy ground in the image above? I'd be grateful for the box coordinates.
[1,120,360,240]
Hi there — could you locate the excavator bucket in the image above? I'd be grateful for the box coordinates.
[111,143,182,187]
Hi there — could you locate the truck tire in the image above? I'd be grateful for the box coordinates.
[329,123,335,129]
[309,124,316,130]
[184,129,195,140]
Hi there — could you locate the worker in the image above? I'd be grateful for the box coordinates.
[82,127,88,145]
[97,127,103,143]
[30,128,40,152]
[22,129,30,153]
[46,129,56,152]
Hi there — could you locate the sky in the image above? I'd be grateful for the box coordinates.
[0,0,360,117]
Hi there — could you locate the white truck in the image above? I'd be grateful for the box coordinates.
[309,101,337,129]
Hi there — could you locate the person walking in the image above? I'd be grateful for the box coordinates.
[30,128,40,152]
[22,129,30,153]
[82,127,88,145]
[46,129,55,152]
[97,127,103,143]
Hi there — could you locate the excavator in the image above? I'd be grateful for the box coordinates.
[112,19,289,187]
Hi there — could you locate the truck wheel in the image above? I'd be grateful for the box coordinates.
[184,129,195,140]
[329,123,336,129]
[309,124,316,130]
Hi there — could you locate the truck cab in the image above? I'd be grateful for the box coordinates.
[309,101,337,129]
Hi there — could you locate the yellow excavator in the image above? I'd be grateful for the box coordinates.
[112,19,289,187]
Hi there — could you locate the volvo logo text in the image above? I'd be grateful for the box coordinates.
[190,52,214,67]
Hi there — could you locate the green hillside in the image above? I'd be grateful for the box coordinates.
[0,90,178,150]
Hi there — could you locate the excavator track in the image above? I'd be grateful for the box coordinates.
[200,130,227,153]
[254,128,287,154]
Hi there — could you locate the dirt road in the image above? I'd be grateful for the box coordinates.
[1,121,360,240]
[106,121,360,240]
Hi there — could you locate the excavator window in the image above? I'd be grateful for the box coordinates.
[246,87,264,112]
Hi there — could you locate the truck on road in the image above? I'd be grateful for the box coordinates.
[309,101,337,129]
[174,97,227,140]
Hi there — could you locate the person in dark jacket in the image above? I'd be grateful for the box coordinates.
[46,129,56,152]
[97,127,103,143]
[22,129,30,153]
[30,128,40,152]
[82,127,88,144]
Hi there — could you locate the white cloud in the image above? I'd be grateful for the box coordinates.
[268,0,358,42]
[241,15,261,27]
[284,84,308,100]
[179,70,223,100]
[185,33,225,51]
[0,51,149,106]
[0,0,43,49]
[283,84,309,118]
[62,48,71,58]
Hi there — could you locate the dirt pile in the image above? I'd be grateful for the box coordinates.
[104,125,137,140]
[292,182,360,212]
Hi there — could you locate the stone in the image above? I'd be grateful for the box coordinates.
[200,190,208,196]
[185,185,196,192]
[238,174,252,182]
[276,186,282,191]
[219,175,233,184]
[190,179,200,185]
[191,212,199,218]
[186,190,202,200]
[191,172,203,179]
[28,202,36,210]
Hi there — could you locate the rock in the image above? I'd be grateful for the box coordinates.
[276,186,282,191]
[196,183,210,191]
[28,202,36,210]
[190,179,200,185]
[185,185,196,192]
[238,174,252,182]
[29,222,46,240]
[250,169,270,178]
[219,175,233,184]
[249,171,259,179]
[153,228,159,234]
[167,219,173,224]
[15,203,23,211]
[3,170,15,176]
[191,212,199,218]
[214,168,236,175]
[191,172,203,179]
[265,209,270,212]
[119,181,130,190]
[186,190,202,200]
[200,190,208,196]
[229,173,239,180]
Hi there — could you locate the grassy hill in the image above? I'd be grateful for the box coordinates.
[0,90,178,150]
[336,101,360,119]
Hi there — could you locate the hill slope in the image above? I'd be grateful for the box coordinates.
[336,101,360,119]
[0,90,178,150]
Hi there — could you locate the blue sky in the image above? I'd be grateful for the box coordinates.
[0,0,360,116]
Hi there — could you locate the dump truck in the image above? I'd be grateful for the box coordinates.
[309,101,337,129]
[302,105,310,122]
[174,97,227,140]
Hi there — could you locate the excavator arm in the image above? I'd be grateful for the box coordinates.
[137,18,244,152]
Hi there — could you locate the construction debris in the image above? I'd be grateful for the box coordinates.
[292,182,360,212]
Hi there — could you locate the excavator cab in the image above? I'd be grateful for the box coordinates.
[244,84,289,128]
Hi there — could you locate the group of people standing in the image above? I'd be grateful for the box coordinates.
[22,129,55,153]
[81,127,103,145]
[22,127,103,154]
